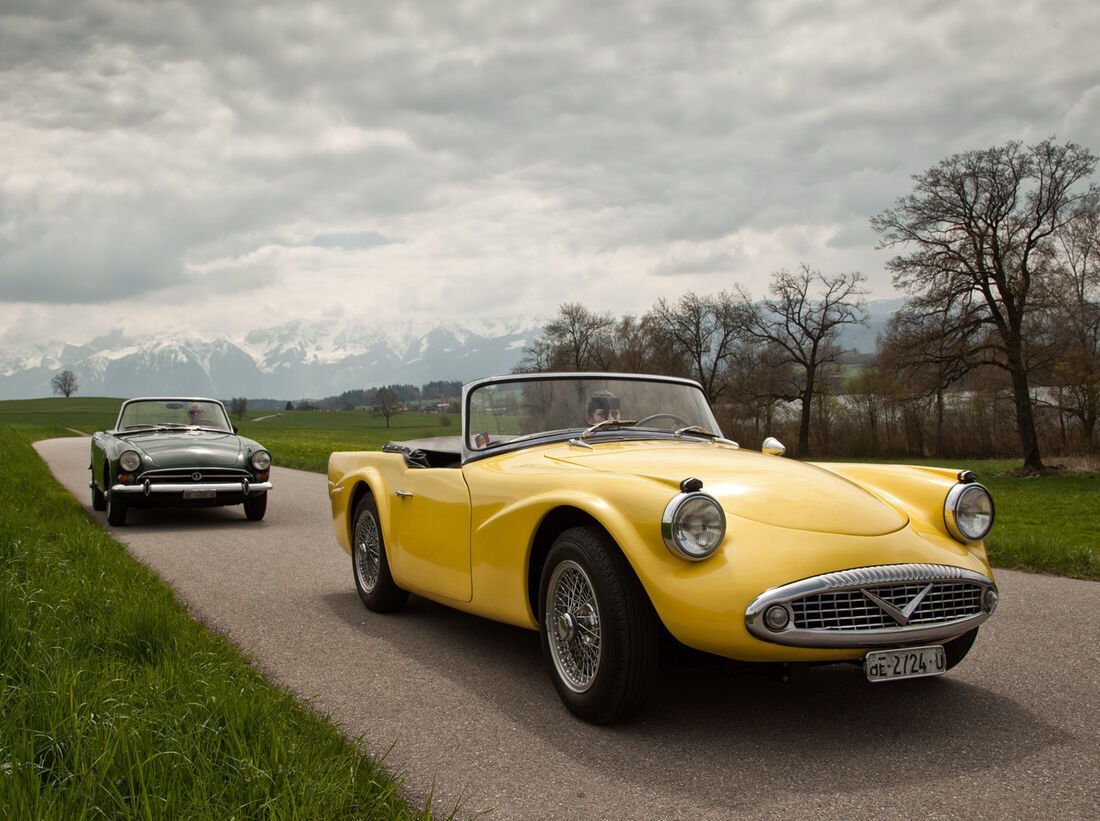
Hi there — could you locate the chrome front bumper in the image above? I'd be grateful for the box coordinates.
[110,480,272,496]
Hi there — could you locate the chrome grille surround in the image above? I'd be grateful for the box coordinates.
[137,467,251,484]
[745,564,997,648]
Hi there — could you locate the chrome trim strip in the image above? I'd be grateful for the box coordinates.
[745,564,997,648]
[112,481,272,495]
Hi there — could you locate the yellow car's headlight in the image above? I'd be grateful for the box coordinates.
[945,482,994,543]
[662,491,726,561]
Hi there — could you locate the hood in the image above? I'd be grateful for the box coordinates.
[547,441,908,537]
[128,430,245,469]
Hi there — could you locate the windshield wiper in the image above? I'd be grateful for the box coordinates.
[577,419,638,439]
[674,425,739,446]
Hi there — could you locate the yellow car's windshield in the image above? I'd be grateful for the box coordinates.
[465,374,720,452]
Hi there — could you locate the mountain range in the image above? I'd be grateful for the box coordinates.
[0,318,539,402]
[0,300,904,402]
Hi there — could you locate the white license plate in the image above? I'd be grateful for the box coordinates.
[865,645,946,682]
[183,489,216,500]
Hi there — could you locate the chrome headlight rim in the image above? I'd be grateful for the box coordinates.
[661,491,726,561]
[118,450,142,472]
[945,482,994,544]
[250,449,272,472]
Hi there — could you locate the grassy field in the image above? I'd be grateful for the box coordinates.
[0,422,452,818]
[7,397,1099,579]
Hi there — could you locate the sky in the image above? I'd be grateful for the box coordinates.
[2,0,1099,348]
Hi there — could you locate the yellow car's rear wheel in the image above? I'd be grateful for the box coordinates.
[539,526,659,725]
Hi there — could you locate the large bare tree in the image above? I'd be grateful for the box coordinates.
[739,266,868,457]
[871,138,1098,471]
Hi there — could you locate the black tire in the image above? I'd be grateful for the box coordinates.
[538,526,660,724]
[351,494,408,613]
[243,492,267,521]
[91,478,106,511]
[105,481,127,526]
[943,627,979,670]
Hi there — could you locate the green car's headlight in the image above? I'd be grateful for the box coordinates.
[250,450,272,472]
[662,492,726,561]
[119,450,141,472]
[945,482,994,543]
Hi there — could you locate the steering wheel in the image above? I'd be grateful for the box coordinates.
[635,413,690,429]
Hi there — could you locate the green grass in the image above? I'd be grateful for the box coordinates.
[0,424,450,819]
[981,465,1099,580]
[0,397,120,433]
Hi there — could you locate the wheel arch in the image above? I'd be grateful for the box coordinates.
[526,506,642,626]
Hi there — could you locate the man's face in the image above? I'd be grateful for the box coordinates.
[587,406,621,424]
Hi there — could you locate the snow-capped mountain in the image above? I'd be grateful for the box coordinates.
[0,318,541,401]
[1,301,902,402]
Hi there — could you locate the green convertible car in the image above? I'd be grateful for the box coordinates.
[90,397,272,526]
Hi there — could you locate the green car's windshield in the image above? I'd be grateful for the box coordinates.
[465,375,721,452]
[116,399,233,432]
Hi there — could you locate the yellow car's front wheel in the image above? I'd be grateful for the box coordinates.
[539,526,659,725]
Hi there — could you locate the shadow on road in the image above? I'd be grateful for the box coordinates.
[322,586,1069,803]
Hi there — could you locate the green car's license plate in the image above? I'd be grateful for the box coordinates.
[865,645,946,682]
[183,489,217,500]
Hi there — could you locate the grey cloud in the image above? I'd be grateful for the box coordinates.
[1,0,1097,327]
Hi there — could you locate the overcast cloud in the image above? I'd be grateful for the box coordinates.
[2,0,1098,346]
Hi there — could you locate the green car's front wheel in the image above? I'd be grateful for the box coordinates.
[106,490,127,526]
[243,492,267,521]
[91,480,106,511]
[539,526,660,725]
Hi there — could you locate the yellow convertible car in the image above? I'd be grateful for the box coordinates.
[328,373,997,724]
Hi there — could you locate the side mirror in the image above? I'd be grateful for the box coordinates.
[762,436,786,456]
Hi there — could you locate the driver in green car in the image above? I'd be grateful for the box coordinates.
[187,402,208,424]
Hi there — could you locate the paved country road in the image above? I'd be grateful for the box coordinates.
[35,437,1100,820]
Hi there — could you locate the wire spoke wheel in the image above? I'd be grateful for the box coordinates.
[354,510,382,593]
[546,560,602,693]
[350,495,408,613]
[538,526,660,723]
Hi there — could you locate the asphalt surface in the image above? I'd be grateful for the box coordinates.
[35,436,1100,820]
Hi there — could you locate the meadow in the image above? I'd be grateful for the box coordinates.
[4,395,1096,579]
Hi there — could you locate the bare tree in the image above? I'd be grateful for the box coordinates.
[871,138,1099,472]
[374,387,401,427]
[50,369,79,398]
[520,303,615,372]
[229,397,248,421]
[739,266,868,457]
[647,291,748,403]
[876,299,984,455]
[1044,192,1100,448]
